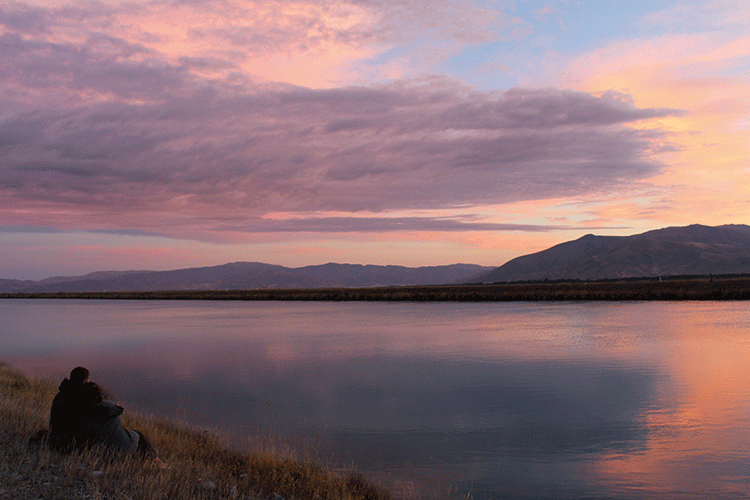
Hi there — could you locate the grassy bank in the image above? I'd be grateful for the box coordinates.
[0,363,394,500]
[2,276,750,301]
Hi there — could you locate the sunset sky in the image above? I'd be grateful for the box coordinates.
[1,0,749,279]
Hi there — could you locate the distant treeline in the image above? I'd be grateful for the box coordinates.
[3,276,750,301]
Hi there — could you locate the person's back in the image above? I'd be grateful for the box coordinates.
[78,382,145,454]
[75,381,165,467]
[48,366,89,452]
[80,396,139,454]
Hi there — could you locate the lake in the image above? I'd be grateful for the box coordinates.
[3,299,750,499]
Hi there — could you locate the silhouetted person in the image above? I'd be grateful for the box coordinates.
[48,366,89,452]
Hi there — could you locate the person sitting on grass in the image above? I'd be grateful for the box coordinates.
[47,366,90,452]
[78,381,166,468]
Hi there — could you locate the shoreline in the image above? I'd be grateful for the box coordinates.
[2,277,750,301]
[0,363,395,500]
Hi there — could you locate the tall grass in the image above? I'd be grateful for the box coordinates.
[0,363,394,500]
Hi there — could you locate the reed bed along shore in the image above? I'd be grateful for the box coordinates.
[2,276,750,301]
[0,363,394,500]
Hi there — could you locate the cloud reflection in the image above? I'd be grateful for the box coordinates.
[90,342,657,498]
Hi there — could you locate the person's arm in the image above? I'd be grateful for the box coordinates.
[85,401,125,422]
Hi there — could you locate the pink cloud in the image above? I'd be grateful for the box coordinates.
[0,0,686,254]
[0,64,680,239]
[2,0,520,87]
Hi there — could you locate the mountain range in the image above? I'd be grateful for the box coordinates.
[0,262,493,293]
[3,224,750,293]
[475,224,750,283]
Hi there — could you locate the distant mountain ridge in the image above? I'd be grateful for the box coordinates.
[0,262,493,293]
[5,224,749,292]
[475,224,750,283]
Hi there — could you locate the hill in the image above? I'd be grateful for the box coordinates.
[0,262,493,293]
[475,224,750,283]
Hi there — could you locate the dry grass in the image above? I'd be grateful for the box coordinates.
[0,363,394,500]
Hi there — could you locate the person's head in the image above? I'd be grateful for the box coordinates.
[69,366,89,385]
[81,381,103,404]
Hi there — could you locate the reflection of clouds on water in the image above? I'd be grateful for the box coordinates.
[327,359,657,498]
[93,346,657,498]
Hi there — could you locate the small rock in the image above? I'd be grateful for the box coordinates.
[91,471,104,479]
[202,480,217,489]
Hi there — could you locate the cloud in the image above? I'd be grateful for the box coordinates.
[0,225,62,233]
[0,0,682,240]
[641,1,750,32]
[549,1,750,231]
[0,216,622,240]
[218,216,590,233]
[3,0,522,87]
[0,2,47,33]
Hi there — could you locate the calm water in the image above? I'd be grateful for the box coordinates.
[3,299,750,499]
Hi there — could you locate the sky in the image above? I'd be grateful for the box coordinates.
[1,0,749,279]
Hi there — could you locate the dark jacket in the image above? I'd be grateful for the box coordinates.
[48,378,86,452]
[80,400,139,455]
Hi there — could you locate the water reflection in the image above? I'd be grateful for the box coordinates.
[78,350,659,499]
[4,300,750,499]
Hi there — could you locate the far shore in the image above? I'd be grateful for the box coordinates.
[2,276,750,301]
